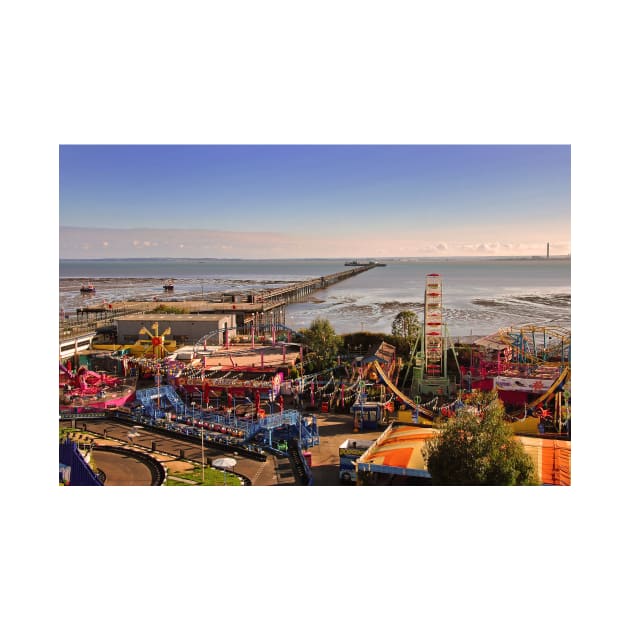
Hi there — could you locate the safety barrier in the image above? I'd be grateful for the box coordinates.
[286,438,313,485]
[92,445,166,485]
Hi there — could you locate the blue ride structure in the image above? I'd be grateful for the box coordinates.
[134,385,318,455]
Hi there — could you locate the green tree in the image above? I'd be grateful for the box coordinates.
[424,394,537,485]
[392,310,421,343]
[300,317,342,371]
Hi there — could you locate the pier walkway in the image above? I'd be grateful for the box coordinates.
[247,264,378,304]
[59,263,379,344]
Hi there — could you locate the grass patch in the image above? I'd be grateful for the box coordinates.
[166,464,241,486]
[150,304,190,314]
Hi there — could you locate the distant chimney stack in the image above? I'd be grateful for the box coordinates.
[547,242,550,258]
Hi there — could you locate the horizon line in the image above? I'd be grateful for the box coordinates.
[60,254,571,262]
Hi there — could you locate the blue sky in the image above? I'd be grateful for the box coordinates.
[59,145,570,259]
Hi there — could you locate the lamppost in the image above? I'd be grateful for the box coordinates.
[192,401,203,483]
[201,419,205,484]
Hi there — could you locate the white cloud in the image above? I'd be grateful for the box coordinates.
[60,227,570,259]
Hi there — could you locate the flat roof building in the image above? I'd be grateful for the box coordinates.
[114,313,236,346]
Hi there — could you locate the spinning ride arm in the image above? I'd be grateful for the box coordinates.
[372,361,434,420]
[528,367,570,409]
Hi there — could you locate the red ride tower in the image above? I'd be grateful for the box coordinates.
[410,273,454,398]
[424,273,444,378]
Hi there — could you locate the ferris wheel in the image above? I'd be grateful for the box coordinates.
[424,273,444,377]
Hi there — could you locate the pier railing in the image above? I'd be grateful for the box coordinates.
[59,305,151,340]
[254,265,377,304]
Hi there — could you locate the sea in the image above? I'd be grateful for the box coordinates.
[59,257,571,339]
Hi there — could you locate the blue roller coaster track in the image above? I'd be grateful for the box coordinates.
[135,385,319,453]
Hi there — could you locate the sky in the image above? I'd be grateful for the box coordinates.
[59,144,570,259]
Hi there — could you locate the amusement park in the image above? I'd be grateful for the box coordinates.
[59,270,571,487]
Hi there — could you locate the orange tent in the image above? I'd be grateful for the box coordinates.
[517,436,571,485]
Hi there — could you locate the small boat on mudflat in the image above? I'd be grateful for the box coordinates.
[80,283,96,293]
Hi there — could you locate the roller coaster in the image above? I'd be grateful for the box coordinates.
[496,324,570,365]
[134,384,319,457]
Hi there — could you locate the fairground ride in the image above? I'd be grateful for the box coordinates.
[192,323,303,356]
[495,324,570,366]
[407,274,460,398]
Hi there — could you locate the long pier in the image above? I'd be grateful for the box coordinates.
[240,264,379,304]
[59,263,380,343]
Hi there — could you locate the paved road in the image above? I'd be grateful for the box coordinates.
[91,449,154,486]
[307,414,384,485]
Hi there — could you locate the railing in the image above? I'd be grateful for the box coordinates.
[287,438,313,485]
[59,305,150,341]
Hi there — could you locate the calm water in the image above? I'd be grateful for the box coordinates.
[59,257,571,337]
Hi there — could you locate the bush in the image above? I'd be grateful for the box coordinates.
[424,395,537,485]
